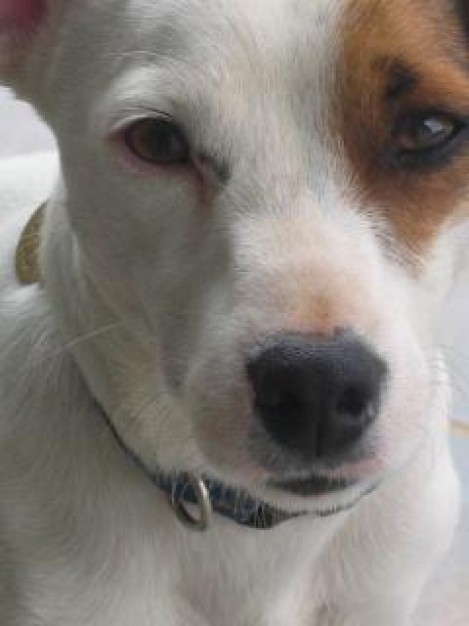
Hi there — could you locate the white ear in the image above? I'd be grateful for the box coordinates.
[0,1,67,93]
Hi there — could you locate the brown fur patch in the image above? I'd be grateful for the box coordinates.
[337,0,469,263]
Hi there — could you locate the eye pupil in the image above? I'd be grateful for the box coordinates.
[416,117,453,145]
[125,118,190,165]
[396,113,458,154]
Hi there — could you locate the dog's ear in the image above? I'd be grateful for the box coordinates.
[0,1,68,94]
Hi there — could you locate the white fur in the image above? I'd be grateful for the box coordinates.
[0,1,461,624]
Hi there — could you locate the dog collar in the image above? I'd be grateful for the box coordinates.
[15,203,46,286]
[156,471,303,531]
[99,408,306,532]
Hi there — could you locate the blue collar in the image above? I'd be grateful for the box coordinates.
[99,406,305,531]
[155,471,304,530]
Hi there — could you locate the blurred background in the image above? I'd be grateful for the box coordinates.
[1,85,468,623]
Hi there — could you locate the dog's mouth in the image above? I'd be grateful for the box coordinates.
[267,470,383,519]
[266,472,381,520]
[270,473,356,497]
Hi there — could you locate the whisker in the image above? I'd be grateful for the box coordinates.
[440,343,469,369]
[102,50,167,62]
[41,321,123,364]
[440,348,469,406]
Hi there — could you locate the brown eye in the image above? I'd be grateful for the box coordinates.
[390,111,468,168]
[396,114,458,153]
[125,118,190,166]
[390,111,469,171]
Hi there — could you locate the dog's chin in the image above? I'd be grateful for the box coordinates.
[270,473,358,497]
[223,462,384,519]
[264,473,380,515]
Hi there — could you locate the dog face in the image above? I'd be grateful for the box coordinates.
[2,0,468,512]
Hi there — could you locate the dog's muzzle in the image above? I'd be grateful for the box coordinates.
[13,202,383,532]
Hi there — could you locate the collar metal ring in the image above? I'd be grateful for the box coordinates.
[169,475,212,532]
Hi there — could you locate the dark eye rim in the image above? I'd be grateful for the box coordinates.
[388,109,469,169]
[123,116,192,167]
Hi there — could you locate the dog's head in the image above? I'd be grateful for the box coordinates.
[2,0,468,514]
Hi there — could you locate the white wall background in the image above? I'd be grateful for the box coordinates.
[0,88,56,156]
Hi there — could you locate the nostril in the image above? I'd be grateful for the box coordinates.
[335,386,371,420]
[255,389,303,424]
[262,394,300,413]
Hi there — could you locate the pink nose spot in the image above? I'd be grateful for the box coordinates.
[0,0,46,28]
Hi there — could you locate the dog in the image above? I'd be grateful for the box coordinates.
[0,0,465,624]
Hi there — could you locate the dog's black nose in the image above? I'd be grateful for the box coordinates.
[247,331,387,461]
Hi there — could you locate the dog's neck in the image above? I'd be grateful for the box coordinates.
[43,192,208,482]
[41,191,121,412]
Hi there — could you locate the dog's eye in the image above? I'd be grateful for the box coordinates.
[397,115,458,151]
[392,112,465,167]
[124,118,190,166]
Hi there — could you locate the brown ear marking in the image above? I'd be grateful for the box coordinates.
[454,0,469,40]
[336,0,469,268]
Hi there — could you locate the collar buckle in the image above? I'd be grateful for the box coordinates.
[169,475,212,532]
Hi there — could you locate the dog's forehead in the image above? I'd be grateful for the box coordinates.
[58,0,469,261]
[100,0,343,86]
[64,0,345,165]
[75,0,467,134]
[122,0,340,48]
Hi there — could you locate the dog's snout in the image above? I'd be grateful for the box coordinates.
[247,331,387,461]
